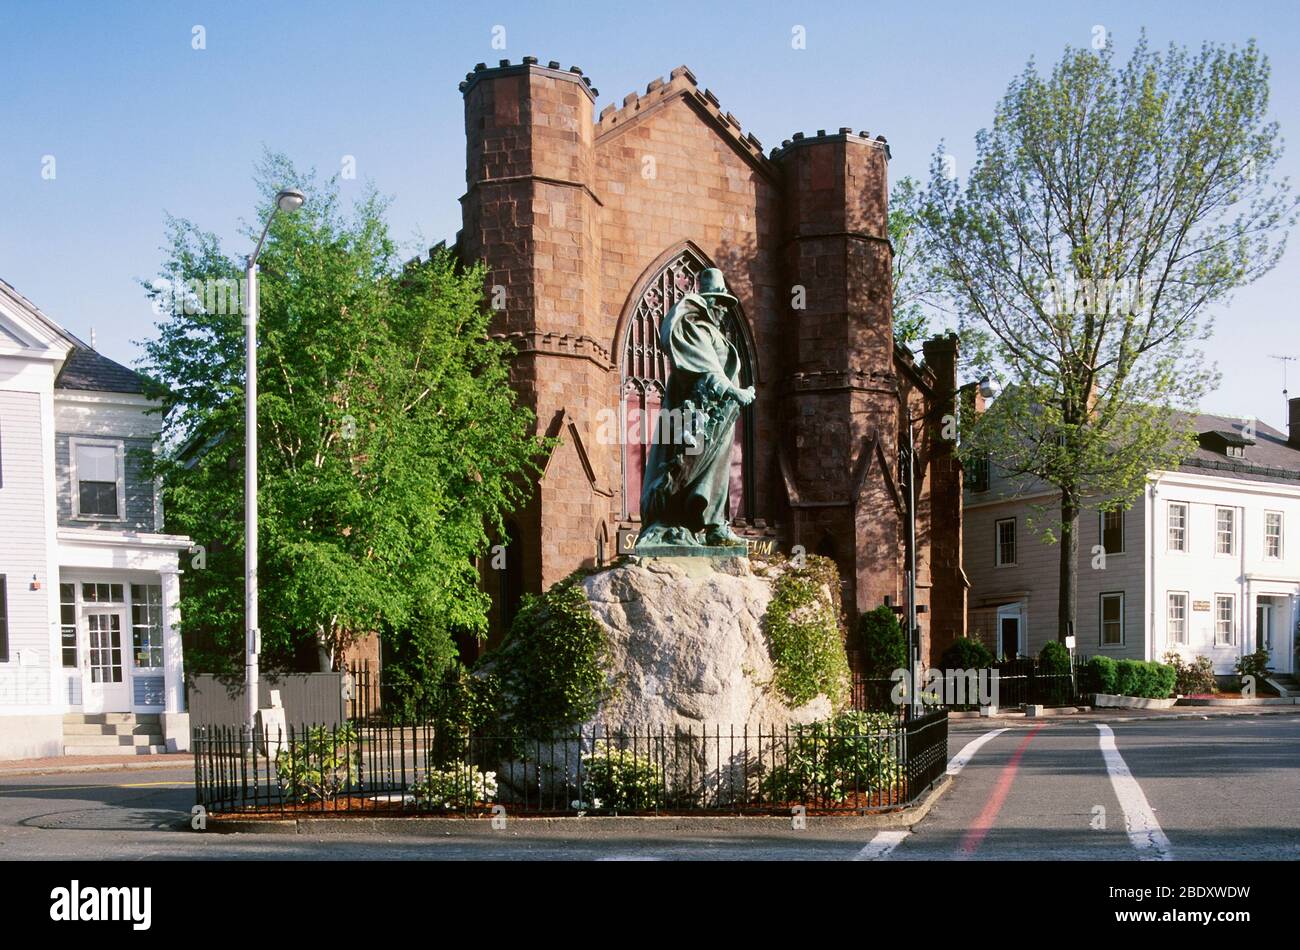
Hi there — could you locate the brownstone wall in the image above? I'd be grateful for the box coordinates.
[457,60,965,662]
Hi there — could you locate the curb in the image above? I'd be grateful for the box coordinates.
[197,776,953,837]
[0,757,194,778]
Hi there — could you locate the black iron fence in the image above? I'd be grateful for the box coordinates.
[852,656,1089,713]
[193,709,947,817]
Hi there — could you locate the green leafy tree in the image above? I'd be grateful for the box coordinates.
[139,154,544,674]
[925,37,1295,642]
[889,175,943,345]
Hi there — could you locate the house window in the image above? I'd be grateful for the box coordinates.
[1167,502,1188,552]
[995,518,1017,566]
[1167,592,1188,645]
[60,583,78,667]
[1100,509,1124,555]
[130,584,164,669]
[964,457,990,492]
[0,575,8,663]
[1100,591,1124,646]
[72,439,124,519]
[1215,507,1235,556]
[1214,594,1235,647]
[82,583,124,603]
[1265,511,1283,559]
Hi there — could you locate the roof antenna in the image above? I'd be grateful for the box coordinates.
[1269,354,1296,421]
[90,326,96,350]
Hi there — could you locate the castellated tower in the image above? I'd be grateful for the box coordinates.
[459,59,612,629]
[771,131,902,617]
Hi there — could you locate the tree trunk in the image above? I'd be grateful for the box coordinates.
[1058,490,1079,644]
[316,624,334,673]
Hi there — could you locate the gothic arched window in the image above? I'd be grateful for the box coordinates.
[619,249,754,522]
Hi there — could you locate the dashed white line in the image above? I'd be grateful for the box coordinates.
[1095,723,1173,861]
[853,829,910,860]
[946,727,1010,777]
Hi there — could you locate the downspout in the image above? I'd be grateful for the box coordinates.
[1148,477,1161,662]
[1240,501,1248,670]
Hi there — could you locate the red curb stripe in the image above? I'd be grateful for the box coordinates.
[957,724,1045,857]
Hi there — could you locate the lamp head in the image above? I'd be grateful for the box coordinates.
[275,188,305,213]
[978,376,1000,400]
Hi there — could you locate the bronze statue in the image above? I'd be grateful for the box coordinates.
[636,268,754,550]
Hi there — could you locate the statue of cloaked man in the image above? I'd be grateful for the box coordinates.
[636,268,755,549]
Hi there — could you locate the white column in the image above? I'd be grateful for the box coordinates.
[160,567,185,712]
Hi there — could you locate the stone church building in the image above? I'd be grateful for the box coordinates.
[456,59,967,666]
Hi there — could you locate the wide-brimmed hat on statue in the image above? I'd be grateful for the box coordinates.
[696,267,738,305]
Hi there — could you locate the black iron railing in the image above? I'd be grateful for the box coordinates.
[851,656,1089,712]
[193,710,948,817]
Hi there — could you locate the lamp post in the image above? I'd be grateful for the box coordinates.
[244,188,305,734]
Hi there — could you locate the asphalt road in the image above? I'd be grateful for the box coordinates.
[1,714,1297,861]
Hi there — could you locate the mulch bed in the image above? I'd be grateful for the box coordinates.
[207,787,912,821]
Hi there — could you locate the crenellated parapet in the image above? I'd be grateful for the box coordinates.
[596,65,771,173]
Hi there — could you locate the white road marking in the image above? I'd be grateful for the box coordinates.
[946,728,1010,777]
[1095,723,1173,861]
[853,829,910,861]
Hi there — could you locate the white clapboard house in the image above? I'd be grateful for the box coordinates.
[0,279,191,759]
[964,400,1300,680]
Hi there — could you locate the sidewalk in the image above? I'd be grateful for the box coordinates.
[0,752,193,778]
[951,702,1299,724]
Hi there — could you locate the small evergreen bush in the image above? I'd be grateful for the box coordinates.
[1163,652,1217,696]
[1038,640,1072,675]
[855,606,908,678]
[940,637,996,670]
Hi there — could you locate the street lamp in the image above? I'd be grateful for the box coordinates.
[244,188,305,733]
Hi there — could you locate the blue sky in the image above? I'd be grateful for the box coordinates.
[2,0,1298,426]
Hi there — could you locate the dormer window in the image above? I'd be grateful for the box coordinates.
[1198,429,1252,460]
[71,438,125,520]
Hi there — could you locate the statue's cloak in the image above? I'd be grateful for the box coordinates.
[637,292,743,544]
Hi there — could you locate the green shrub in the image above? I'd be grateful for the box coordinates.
[1038,641,1072,675]
[1112,659,1175,699]
[855,606,908,678]
[1088,655,1118,694]
[1234,648,1272,686]
[426,664,506,764]
[762,710,902,804]
[577,741,665,813]
[1163,652,1217,696]
[275,724,359,804]
[763,555,851,709]
[411,762,498,810]
[488,572,610,734]
[940,637,996,670]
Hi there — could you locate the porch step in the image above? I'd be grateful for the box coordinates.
[62,713,167,757]
[63,745,169,757]
[64,713,160,726]
[63,722,163,737]
[1265,675,1300,698]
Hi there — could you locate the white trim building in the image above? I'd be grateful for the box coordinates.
[964,405,1300,677]
[0,279,191,759]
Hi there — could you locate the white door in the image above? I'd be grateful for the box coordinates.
[82,609,130,713]
[1255,598,1289,674]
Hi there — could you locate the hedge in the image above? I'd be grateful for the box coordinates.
[1087,656,1175,699]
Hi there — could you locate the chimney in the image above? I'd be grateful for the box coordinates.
[1289,396,1300,447]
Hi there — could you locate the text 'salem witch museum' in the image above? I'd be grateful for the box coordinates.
[456,59,967,668]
